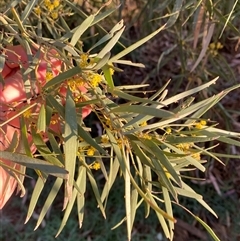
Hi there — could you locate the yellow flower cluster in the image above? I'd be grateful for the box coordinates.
[208,42,223,56]
[79,53,90,68]
[140,133,152,140]
[176,142,192,151]
[86,73,102,88]
[116,137,128,149]
[89,161,101,170]
[66,78,87,103]
[46,71,54,82]
[79,53,104,88]
[44,0,60,10]
[23,108,32,118]
[50,115,59,125]
[108,63,115,76]
[194,120,207,129]
[109,67,114,76]
[34,0,60,19]
[163,166,171,179]
[101,134,109,144]
[140,121,147,127]
[165,127,172,134]
[51,11,58,20]
[176,142,201,161]
[104,117,113,129]
[34,6,41,15]
[191,152,201,160]
[67,77,85,92]
[87,146,95,156]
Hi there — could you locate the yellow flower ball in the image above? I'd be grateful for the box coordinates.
[51,11,58,20]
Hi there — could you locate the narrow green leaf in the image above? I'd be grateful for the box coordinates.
[162,187,174,241]
[56,166,85,237]
[182,182,217,217]
[209,152,240,159]
[93,52,111,70]
[183,0,202,26]
[218,136,240,147]
[97,24,125,59]
[130,177,139,230]
[70,15,94,47]
[111,105,173,118]
[109,24,167,62]
[106,129,126,172]
[102,65,114,88]
[44,99,53,127]
[213,8,240,35]
[0,52,5,73]
[112,198,143,232]
[43,66,82,90]
[142,164,152,218]
[219,0,238,38]
[87,170,106,219]
[175,95,216,117]
[191,23,215,72]
[92,6,120,25]
[130,141,154,168]
[75,98,103,107]
[201,128,240,140]
[142,139,181,188]
[35,178,63,230]
[165,135,219,144]
[116,84,150,90]
[88,18,124,52]
[64,88,78,198]
[32,130,64,167]
[101,157,120,203]
[0,73,4,87]
[25,176,46,223]
[175,186,202,199]
[207,126,240,137]
[125,153,131,241]
[15,165,26,197]
[111,217,127,230]
[165,0,183,28]
[111,59,145,68]
[46,95,65,118]
[1,151,68,179]
[151,157,177,201]
[111,89,165,105]
[11,7,27,35]
[194,216,220,241]
[77,166,86,228]
[37,104,46,133]
[5,131,20,152]
[37,19,42,37]
[21,0,38,23]
[148,194,171,239]
[164,77,218,105]
[20,116,32,157]
[193,144,224,165]
[48,133,65,165]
